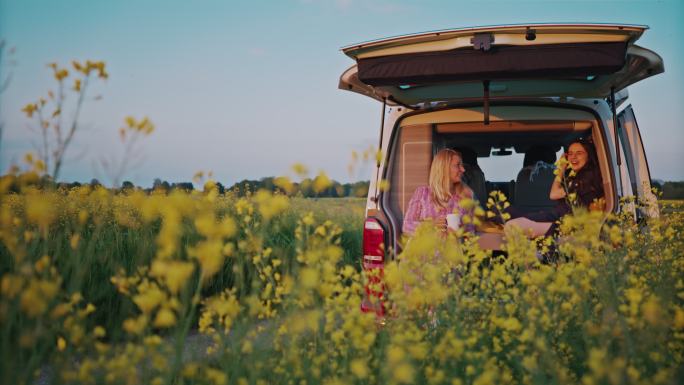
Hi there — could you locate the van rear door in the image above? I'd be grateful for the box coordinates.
[339,24,663,107]
[618,105,659,218]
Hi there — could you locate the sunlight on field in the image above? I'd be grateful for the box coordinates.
[0,174,682,385]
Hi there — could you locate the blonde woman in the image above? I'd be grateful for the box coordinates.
[402,148,475,235]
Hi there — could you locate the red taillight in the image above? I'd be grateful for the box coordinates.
[363,218,385,268]
[361,218,386,316]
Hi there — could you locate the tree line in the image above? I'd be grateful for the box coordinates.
[134,177,371,197]
[2,176,370,198]
[7,174,684,200]
[652,181,684,200]
[82,180,684,200]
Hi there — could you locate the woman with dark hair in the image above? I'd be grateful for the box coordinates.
[505,139,604,238]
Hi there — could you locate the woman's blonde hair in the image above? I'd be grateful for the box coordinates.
[429,148,473,208]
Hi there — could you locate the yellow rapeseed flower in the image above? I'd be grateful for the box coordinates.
[291,163,309,177]
[132,285,166,314]
[188,239,225,281]
[350,359,369,379]
[93,326,106,338]
[378,179,391,191]
[206,368,227,385]
[255,190,290,220]
[57,336,67,352]
[0,274,24,299]
[150,260,195,294]
[300,268,319,289]
[393,362,415,384]
[153,308,177,328]
[25,191,58,233]
[274,176,295,194]
[387,346,405,365]
[673,308,684,329]
[70,234,80,250]
[20,279,58,317]
[312,171,332,193]
[22,103,37,118]
[54,68,69,81]
[642,296,663,326]
[122,315,148,335]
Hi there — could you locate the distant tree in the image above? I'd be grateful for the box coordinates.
[36,174,55,190]
[299,178,313,198]
[662,181,684,199]
[260,177,275,191]
[233,179,259,197]
[171,182,193,192]
[152,178,170,193]
[215,181,225,195]
[225,177,370,198]
[350,181,370,197]
[335,183,345,197]
[651,179,664,192]
[121,180,135,192]
[90,178,101,188]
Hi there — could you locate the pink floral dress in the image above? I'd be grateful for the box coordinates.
[402,186,471,235]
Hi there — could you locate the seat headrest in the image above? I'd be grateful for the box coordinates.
[453,147,478,166]
[523,146,557,167]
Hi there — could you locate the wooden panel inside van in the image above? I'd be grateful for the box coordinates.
[390,124,433,222]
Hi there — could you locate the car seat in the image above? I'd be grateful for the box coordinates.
[514,146,557,212]
[454,147,486,203]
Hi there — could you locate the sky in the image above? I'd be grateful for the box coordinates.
[0,0,682,186]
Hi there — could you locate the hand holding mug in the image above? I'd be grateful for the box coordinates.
[433,216,447,232]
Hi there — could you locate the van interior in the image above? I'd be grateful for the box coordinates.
[384,110,614,240]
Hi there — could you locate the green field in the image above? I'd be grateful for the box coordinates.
[1,181,682,385]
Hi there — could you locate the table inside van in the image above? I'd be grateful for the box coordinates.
[477,232,505,250]
[475,222,505,250]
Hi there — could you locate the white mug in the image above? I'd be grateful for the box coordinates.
[446,213,461,230]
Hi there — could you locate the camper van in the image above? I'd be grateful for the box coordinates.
[338,24,663,313]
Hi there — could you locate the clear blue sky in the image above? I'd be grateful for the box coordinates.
[1,0,682,186]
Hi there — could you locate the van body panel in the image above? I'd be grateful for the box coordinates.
[339,24,662,105]
[340,45,662,105]
[358,42,627,86]
[353,32,631,60]
[400,106,597,125]
[618,105,659,218]
[342,24,646,58]
[365,106,410,213]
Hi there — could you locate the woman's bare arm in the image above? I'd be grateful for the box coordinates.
[549,177,566,200]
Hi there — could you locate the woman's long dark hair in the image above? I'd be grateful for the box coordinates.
[565,138,603,206]
[575,140,598,170]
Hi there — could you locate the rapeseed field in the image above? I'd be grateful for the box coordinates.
[0,172,682,385]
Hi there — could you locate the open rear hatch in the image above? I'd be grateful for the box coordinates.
[339,24,663,107]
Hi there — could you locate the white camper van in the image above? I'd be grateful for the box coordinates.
[338,24,663,313]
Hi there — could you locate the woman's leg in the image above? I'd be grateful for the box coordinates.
[504,217,553,238]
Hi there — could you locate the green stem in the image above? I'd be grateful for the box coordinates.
[168,271,204,384]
